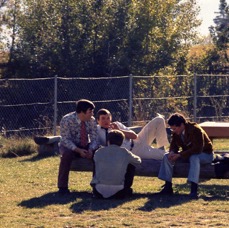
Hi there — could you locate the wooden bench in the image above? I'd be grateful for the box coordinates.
[34,135,61,155]
[70,153,229,179]
[34,123,229,179]
[199,122,229,141]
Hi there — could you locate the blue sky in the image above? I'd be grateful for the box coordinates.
[196,0,229,35]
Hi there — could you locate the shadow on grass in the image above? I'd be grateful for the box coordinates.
[71,193,194,213]
[18,191,92,208]
[18,185,228,212]
[176,183,229,199]
[137,183,228,212]
[137,193,192,211]
[20,153,58,162]
[70,193,142,213]
[19,190,138,212]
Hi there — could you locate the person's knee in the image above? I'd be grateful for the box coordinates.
[164,153,169,160]
[154,115,165,123]
[189,155,200,165]
[160,153,170,165]
[61,149,75,161]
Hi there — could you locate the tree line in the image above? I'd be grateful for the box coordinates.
[0,0,227,78]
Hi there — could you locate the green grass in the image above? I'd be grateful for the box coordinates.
[0,136,37,158]
[0,138,229,227]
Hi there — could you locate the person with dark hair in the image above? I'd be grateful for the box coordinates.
[157,113,214,198]
[57,99,99,195]
[96,108,169,192]
[96,108,169,159]
[91,130,141,199]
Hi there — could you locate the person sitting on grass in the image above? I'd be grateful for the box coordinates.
[91,130,141,199]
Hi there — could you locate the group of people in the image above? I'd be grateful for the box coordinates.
[57,99,214,199]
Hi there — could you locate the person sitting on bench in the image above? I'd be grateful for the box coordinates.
[157,113,214,198]
[96,108,169,160]
[91,130,141,199]
[57,99,99,195]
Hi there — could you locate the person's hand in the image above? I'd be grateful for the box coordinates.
[168,152,180,162]
[110,122,119,130]
[76,148,88,158]
[168,151,174,161]
[85,149,93,159]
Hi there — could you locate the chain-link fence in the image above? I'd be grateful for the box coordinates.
[0,74,228,137]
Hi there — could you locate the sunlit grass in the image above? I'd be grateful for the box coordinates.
[0,137,228,227]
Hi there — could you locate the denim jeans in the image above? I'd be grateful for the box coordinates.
[158,152,214,184]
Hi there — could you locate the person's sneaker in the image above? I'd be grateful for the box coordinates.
[158,185,174,195]
[58,188,70,195]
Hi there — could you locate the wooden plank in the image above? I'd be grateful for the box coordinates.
[34,136,61,145]
[199,122,229,139]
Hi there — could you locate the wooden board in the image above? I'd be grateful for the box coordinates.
[199,122,229,139]
[34,136,61,145]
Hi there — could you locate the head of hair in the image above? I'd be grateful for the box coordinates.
[107,130,124,146]
[96,108,111,121]
[167,113,187,127]
[76,99,95,113]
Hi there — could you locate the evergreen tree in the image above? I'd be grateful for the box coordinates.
[209,0,229,61]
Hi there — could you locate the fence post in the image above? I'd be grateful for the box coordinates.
[53,75,58,135]
[128,74,133,126]
[193,74,197,122]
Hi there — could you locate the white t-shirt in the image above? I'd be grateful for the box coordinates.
[97,121,132,150]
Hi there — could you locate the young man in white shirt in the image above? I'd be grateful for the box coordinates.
[96,108,169,159]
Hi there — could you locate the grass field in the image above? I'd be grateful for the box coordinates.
[0,139,229,227]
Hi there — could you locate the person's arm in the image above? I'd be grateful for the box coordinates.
[168,133,182,162]
[169,133,179,153]
[110,122,137,140]
[60,116,91,158]
[128,151,142,167]
[180,126,204,159]
[88,117,99,150]
[60,117,78,151]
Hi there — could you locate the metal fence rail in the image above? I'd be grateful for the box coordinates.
[0,74,228,136]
